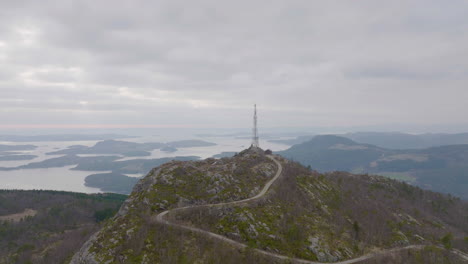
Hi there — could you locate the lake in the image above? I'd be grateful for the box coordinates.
[0,135,289,193]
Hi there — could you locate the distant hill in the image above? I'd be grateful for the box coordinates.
[72,149,468,263]
[278,135,468,199]
[271,132,468,149]
[345,132,468,149]
[277,135,386,172]
[268,135,316,145]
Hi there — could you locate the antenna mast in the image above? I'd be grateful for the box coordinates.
[252,104,259,148]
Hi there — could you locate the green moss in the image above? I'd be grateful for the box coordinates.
[440,233,453,249]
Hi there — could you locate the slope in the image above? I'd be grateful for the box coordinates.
[277,135,468,199]
[72,147,467,263]
[0,190,126,264]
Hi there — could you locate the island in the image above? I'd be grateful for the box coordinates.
[46,139,216,157]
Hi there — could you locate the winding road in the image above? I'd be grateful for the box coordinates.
[153,155,466,264]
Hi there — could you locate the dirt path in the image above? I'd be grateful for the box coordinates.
[0,208,37,222]
[153,155,464,263]
[452,249,468,261]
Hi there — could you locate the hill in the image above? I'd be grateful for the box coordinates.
[345,132,468,149]
[0,190,126,264]
[278,135,385,172]
[278,135,468,199]
[71,148,467,263]
[268,135,316,146]
[271,132,468,149]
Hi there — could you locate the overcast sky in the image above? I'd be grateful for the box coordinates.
[1,0,467,132]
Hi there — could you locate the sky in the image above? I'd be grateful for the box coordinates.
[1,0,468,133]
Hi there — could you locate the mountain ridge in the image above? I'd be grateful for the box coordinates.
[71,147,467,263]
[278,135,468,199]
[270,132,468,150]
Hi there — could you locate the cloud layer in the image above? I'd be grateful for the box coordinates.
[1,0,467,130]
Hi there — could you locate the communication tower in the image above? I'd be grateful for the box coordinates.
[252,104,259,148]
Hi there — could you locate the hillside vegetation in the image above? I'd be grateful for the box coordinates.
[72,149,279,263]
[72,148,467,263]
[84,173,140,194]
[278,135,468,199]
[173,159,467,263]
[0,190,126,264]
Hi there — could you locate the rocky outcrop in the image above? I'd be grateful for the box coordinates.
[71,148,276,263]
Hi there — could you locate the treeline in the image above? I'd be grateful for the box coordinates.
[0,190,127,264]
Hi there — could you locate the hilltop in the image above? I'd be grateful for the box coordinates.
[71,147,467,263]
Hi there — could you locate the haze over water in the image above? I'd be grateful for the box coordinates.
[0,134,289,193]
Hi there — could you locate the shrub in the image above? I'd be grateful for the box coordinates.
[94,208,117,222]
[440,233,453,249]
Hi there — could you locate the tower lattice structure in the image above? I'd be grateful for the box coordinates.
[252,104,259,148]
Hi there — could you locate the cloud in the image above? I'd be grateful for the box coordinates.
[0,0,467,131]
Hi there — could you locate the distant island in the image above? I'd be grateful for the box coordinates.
[0,155,37,161]
[46,139,216,157]
[0,144,37,153]
[160,146,178,153]
[0,139,211,194]
[165,140,217,148]
[73,156,200,174]
[0,154,200,175]
[0,144,38,161]
[0,134,136,142]
[84,173,139,194]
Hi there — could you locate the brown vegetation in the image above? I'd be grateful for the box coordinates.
[0,190,126,264]
[172,158,468,262]
[72,151,468,263]
[0,209,37,223]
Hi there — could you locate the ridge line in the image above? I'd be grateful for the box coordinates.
[152,155,435,263]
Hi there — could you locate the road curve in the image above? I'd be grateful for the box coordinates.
[153,155,460,264]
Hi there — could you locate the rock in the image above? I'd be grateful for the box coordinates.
[227,232,242,240]
[307,236,342,262]
[247,224,259,237]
